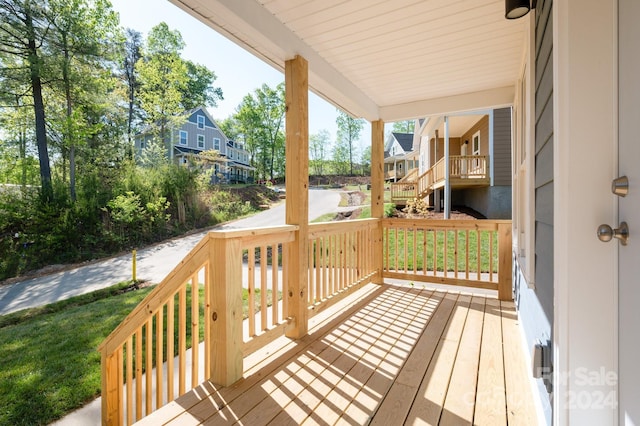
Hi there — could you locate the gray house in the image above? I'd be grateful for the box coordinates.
[135,107,254,184]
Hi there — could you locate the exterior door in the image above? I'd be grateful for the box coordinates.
[618,0,640,423]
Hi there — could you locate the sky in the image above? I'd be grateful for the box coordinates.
[109,0,377,148]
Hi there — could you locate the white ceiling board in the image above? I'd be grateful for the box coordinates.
[171,0,524,120]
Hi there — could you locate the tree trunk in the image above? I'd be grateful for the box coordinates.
[26,6,53,201]
[63,41,76,201]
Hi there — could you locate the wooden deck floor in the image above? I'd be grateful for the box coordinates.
[138,283,538,425]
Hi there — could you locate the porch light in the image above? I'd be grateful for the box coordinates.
[505,0,530,19]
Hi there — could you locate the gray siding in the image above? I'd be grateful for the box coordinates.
[534,0,554,325]
[492,107,512,186]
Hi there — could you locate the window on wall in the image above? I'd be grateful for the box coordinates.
[179,130,187,145]
[213,138,220,150]
[197,134,205,149]
[140,141,145,149]
[197,115,205,129]
[472,131,480,155]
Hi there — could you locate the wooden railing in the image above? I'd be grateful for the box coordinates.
[390,155,490,204]
[390,182,417,203]
[307,219,379,316]
[99,225,297,426]
[100,217,511,425]
[382,218,511,299]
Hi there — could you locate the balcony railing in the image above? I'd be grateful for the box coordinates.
[390,155,490,204]
[100,218,511,425]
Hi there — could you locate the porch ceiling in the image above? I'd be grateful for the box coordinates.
[169,0,525,121]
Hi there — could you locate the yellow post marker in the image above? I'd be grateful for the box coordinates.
[132,249,137,282]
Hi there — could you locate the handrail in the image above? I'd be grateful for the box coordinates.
[390,155,490,204]
[99,225,298,426]
[307,219,378,316]
[382,218,511,299]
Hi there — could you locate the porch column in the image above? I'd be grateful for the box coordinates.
[444,116,451,219]
[284,55,309,338]
[371,119,385,284]
[434,131,441,212]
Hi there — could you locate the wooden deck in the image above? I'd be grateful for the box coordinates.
[137,283,538,425]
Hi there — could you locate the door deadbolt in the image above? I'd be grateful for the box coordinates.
[597,222,629,246]
[612,176,629,197]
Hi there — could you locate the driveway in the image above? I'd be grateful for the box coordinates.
[0,189,342,315]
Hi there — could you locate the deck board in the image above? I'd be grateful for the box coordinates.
[137,283,538,426]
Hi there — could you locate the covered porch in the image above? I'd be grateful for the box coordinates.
[135,282,535,425]
[98,1,538,425]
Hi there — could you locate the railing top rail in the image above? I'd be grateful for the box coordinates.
[99,224,299,355]
[308,218,379,238]
[382,218,511,230]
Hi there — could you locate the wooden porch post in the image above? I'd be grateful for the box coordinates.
[207,235,243,386]
[444,116,451,219]
[371,119,385,284]
[498,222,513,301]
[284,55,309,338]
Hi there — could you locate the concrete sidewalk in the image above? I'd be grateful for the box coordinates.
[0,189,342,316]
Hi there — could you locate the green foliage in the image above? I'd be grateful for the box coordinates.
[208,189,255,223]
[336,109,365,175]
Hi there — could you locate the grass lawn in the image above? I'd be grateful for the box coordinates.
[0,281,272,426]
[384,228,498,273]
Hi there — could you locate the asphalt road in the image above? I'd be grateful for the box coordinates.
[0,189,342,315]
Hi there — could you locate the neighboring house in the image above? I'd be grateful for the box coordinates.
[405,108,512,219]
[134,107,254,184]
[383,132,418,182]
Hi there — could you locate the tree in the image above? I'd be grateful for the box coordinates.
[360,145,371,176]
[180,60,223,110]
[137,22,188,146]
[0,0,53,200]
[392,120,414,133]
[331,142,349,175]
[123,28,143,155]
[335,109,364,175]
[233,83,285,181]
[137,23,223,154]
[46,0,120,200]
[309,129,331,176]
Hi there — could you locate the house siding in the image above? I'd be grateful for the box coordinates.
[513,0,554,424]
[460,115,489,156]
[493,108,512,186]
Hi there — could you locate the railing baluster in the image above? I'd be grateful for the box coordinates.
[260,246,268,331]
[272,244,279,326]
[178,285,186,396]
[145,318,152,415]
[155,309,163,410]
[248,247,255,337]
[167,297,174,402]
[477,230,481,278]
[489,230,494,282]
[190,275,199,390]
[454,230,459,278]
[126,337,132,426]
[204,265,210,381]
[135,329,142,422]
[466,230,470,280]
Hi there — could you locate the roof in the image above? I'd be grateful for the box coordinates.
[169,0,523,121]
[392,132,414,152]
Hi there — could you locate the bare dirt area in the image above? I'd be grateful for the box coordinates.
[392,206,484,220]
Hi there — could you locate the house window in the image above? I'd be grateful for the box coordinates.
[179,130,188,145]
[197,115,205,129]
[472,131,480,155]
[197,134,205,149]
[213,138,220,150]
[140,141,145,150]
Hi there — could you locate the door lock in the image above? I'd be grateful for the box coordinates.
[612,176,629,197]
[597,222,629,246]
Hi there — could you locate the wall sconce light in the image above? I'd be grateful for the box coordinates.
[505,0,535,19]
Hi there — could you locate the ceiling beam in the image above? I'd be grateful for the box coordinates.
[379,86,515,122]
[169,0,380,120]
